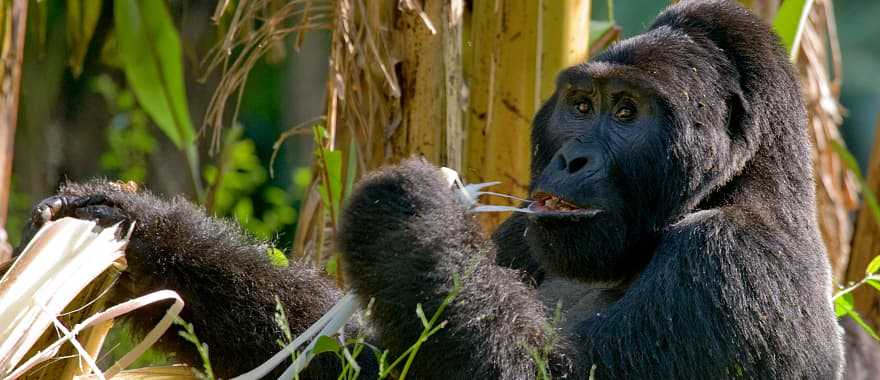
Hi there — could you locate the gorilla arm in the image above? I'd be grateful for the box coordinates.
[576,209,842,379]
[492,212,545,286]
[339,159,577,379]
[15,181,345,379]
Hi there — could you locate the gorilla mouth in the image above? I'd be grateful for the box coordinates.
[530,191,602,217]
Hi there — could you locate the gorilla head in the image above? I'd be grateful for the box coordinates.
[525,1,810,283]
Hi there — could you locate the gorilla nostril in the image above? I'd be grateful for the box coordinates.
[567,157,589,173]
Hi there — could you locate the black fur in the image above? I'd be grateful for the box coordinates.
[10,1,852,378]
[341,0,843,378]
[841,318,880,380]
[15,181,349,379]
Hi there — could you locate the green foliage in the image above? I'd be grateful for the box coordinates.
[311,335,342,356]
[835,291,879,340]
[280,277,462,380]
[867,256,880,276]
[113,0,193,149]
[772,0,813,57]
[308,335,367,380]
[309,125,359,278]
[66,0,102,77]
[203,130,298,239]
[273,296,364,380]
[314,126,343,223]
[174,317,216,380]
[324,254,339,277]
[100,324,172,370]
[834,255,880,340]
[92,74,157,183]
[267,247,290,268]
[114,0,201,197]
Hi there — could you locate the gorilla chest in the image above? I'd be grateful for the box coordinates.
[537,276,627,332]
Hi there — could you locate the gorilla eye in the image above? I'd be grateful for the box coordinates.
[615,104,637,122]
[575,100,592,114]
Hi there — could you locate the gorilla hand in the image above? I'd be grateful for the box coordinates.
[339,158,470,266]
[338,158,575,379]
[17,182,139,254]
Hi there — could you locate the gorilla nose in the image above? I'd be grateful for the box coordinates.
[562,155,590,174]
[555,150,596,175]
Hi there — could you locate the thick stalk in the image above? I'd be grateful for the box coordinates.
[465,0,590,230]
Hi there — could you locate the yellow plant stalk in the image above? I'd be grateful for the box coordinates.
[466,0,591,230]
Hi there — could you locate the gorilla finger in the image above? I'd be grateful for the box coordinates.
[73,205,125,227]
[32,195,115,225]
[32,196,70,226]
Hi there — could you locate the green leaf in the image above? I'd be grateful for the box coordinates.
[266,247,289,268]
[867,279,880,293]
[325,150,343,211]
[67,0,102,77]
[844,308,880,341]
[314,125,330,141]
[772,0,814,58]
[867,255,880,275]
[311,335,341,355]
[834,293,880,341]
[114,0,194,148]
[344,136,358,199]
[324,254,338,276]
[834,292,854,317]
[318,149,343,216]
[831,141,880,229]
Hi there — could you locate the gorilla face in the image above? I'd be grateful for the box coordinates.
[526,71,680,282]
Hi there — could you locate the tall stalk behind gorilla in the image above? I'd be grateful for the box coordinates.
[12,1,848,379]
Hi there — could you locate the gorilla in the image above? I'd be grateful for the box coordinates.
[8,0,851,378]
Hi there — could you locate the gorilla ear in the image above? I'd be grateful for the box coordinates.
[727,88,750,141]
[726,85,761,167]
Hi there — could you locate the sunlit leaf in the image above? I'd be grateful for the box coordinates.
[266,247,289,268]
[845,309,880,341]
[67,0,102,77]
[772,0,814,58]
[114,0,194,148]
[317,146,343,219]
[867,255,880,275]
[344,136,358,199]
[834,292,879,340]
[311,335,341,355]
[324,254,338,276]
[867,279,880,293]
[834,292,854,317]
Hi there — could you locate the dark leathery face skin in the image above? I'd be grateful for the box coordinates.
[526,77,674,282]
